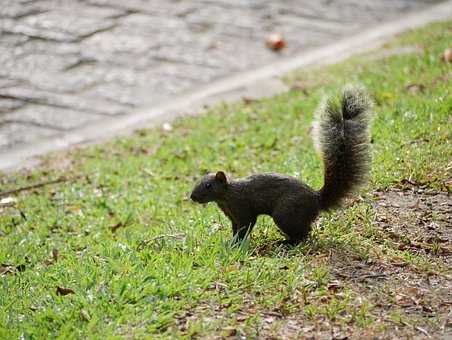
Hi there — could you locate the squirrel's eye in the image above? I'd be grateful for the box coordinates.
[205,183,212,189]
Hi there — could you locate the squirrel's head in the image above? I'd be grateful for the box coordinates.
[190,171,228,204]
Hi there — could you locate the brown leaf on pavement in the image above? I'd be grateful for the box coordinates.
[266,33,286,51]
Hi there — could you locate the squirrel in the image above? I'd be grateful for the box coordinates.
[190,86,374,244]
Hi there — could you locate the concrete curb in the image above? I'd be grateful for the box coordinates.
[2,0,452,172]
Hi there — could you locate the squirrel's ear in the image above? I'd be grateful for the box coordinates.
[215,171,227,184]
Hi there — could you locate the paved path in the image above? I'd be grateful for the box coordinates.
[0,0,443,162]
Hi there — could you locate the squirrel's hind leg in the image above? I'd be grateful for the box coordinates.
[272,209,317,243]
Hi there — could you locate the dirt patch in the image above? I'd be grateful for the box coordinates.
[372,186,451,264]
[327,248,451,339]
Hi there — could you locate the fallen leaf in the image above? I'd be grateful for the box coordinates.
[405,287,422,298]
[266,33,286,51]
[236,314,247,322]
[56,286,75,296]
[405,83,426,94]
[52,248,59,261]
[422,305,434,314]
[67,205,82,215]
[400,178,418,187]
[80,309,91,321]
[44,248,60,266]
[0,264,15,275]
[395,293,412,307]
[110,222,124,233]
[224,328,237,336]
[0,263,25,275]
[327,280,343,292]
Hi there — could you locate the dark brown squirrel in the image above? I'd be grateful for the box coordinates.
[190,86,374,244]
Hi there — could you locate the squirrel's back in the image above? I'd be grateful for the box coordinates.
[228,173,318,214]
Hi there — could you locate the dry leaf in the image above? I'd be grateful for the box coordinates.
[0,265,15,276]
[395,293,412,307]
[327,280,343,292]
[400,178,418,186]
[80,309,91,321]
[52,248,59,261]
[56,286,75,296]
[44,248,60,266]
[110,222,124,233]
[0,263,25,275]
[405,83,425,94]
[225,328,237,336]
[236,314,247,322]
[67,205,82,214]
[266,33,286,51]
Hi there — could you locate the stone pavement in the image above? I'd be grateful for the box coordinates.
[0,0,443,160]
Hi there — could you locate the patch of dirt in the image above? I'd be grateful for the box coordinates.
[327,248,451,338]
[372,187,451,264]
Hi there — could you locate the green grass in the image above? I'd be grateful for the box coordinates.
[1,21,451,338]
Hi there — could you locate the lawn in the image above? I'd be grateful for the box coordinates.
[0,21,451,339]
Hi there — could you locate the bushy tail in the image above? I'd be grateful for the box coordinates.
[312,86,374,211]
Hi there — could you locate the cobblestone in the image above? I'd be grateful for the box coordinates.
[0,87,127,115]
[0,98,25,113]
[0,0,442,155]
[0,0,43,19]
[0,122,58,150]
[2,104,103,130]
